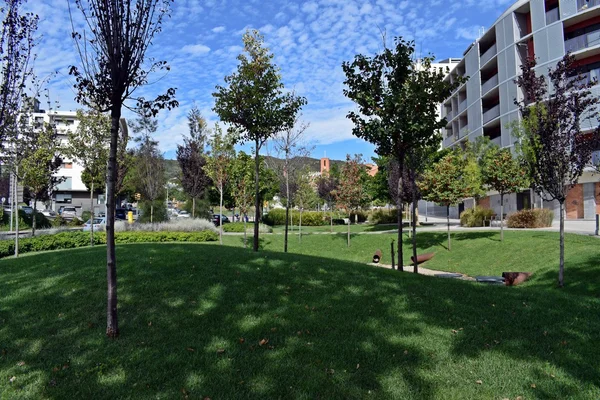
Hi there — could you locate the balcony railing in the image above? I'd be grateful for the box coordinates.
[591,150,600,166]
[483,104,500,124]
[480,43,497,66]
[491,136,502,147]
[578,0,600,12]
[459,126,469,138]
[458,99,467,113]
[565,28,600,53]
[481,74,499,95]
[577,67,600,85]
[445,109,454,120]
[546,8,559,24]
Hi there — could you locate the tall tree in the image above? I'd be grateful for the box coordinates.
[70,0,178,337]
[20,123,62,236]
[271,117,312,252]
[213,30,306,252]
[481,147,528,241]
[136,135,165,223]
[0,0,38,146]
[66,109,110,245]
[176,109,211,218]
[343,37,463,267]
[514,54,600,287]
[333,154,369,247]
[419,151,471,251]
[204,125,234,244]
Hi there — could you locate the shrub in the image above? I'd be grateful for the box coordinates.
[507,209,554,228]
[223,222,272,233]
[68,217,83,227]
[0,230,218,259]
[137,200,169,223]
[460,207,495,227]
[52,215,67,227]
[1,210,51,231]
[81,211,92,222]
[263,209,328,226]
[368,208,413,225]
[115,218,218,233]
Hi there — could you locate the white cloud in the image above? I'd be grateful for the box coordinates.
[181,43,211,55]
[212,26,225,33]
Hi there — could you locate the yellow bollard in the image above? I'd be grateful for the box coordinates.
[127,211,133,224]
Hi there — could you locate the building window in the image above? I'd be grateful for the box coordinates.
[61,163,73,169]
[55,193,72,204]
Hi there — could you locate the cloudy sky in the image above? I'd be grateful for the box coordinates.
[25,0,514,161]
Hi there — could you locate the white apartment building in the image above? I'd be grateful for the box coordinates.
[423,0,600,220]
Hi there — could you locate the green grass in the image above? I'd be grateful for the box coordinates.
[270,223,402,234]
[0,231,599,399]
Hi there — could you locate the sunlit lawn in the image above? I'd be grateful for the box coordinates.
[0,230,599,399]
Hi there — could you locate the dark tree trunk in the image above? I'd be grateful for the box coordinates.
[253,139,260,252]
[397,197,403,271]
[90,181,94,246]
[500,193,504,242]
[347,213,350,247]
[299,207,303,243]
[32,197,37,237]
[411,177,418,274]
[192,197,195,218]
[447,205,451,251]
[243,214,248,248]
[284,162,290,253]
[150,204,154,224]
[559,201,565,287]
[106,107,120,338]
[219,183,223,245]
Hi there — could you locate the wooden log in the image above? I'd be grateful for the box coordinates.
[410,252,435,265]
[502,272,532,286]
[372,249,382,264]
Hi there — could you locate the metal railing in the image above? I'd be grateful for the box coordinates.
[546,8,560,24]
[480,44,497,66]
[481,74,499,95]
[565,28,600,53]
[578,0,600,11]
[483,104,500,124]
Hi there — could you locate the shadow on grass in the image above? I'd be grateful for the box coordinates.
[0,243,598,399]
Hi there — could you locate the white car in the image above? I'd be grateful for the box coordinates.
[177,210,190,218]
[83,217,106,231]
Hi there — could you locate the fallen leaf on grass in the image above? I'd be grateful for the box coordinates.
[17,361,25,367]
[148,321,152,327]
[186,347,195,352]
[259,339,269,346]
[239,338,245,344]
[9,376,16,383]
[451,329,458,334]
[356,364,360,369]
[271,327,277,332]
[476,380,482,385]
[216,349,225,355]
[531,384,536,388]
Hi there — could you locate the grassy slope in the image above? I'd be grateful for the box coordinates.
[0,231,599,399]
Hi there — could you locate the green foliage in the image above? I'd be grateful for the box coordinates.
[0,230,218,259]
[52,215,66,227]
[263,209,327,226]
[460,207,495,227]
[294,170,319,210]
[81,211,92,222]
[334,154,371,215]
[68,217,83,227]
[481,148,528,198]
[138,200,168,223]
[183,197,212,220]
[223,222,272,233]
[1,210,51,231]
[419,152,472,207]
[368,208,411,225]
[507,209,554,228]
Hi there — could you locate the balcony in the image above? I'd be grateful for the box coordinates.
[565,28,600,53]
[483,104,500,124]
[481,74,499,95]
[546,8,559,24]
[480,43,497,66]
[459,126,469,138]
[578,67,600,85]
[578,0,600,12]
[458,99,468,113]
[591,150,600,166]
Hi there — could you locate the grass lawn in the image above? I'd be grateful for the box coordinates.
[0,231,599,399]
[269,223,403,234]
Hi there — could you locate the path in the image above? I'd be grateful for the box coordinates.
[368,262,475,281]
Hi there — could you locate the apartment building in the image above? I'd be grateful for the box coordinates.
[435,0,600,220]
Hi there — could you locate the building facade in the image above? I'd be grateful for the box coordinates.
[426,0,600,220]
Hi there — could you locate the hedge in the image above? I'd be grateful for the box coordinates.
[507,209,554,228]
[460,207,495,227]
[0,230,218,259]
[263,209,328,226]
[1,210,51,231]
[369,209,412,225]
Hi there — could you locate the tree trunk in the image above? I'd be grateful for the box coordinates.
[284,161,290,252]
[150,204,154,224]
[106,107,120,338]
[90,181,94,246]
[447,205,451,251]
[14,169,19,257]
[412,179,418,274]
[32,197,37,237]
[500,193,504,242]
[330,207,333,233]
[347,213,350,247]
[243,213,248,248]
[219,183,223,245]
[396,198,403,271]
[192,197,195,218]
[299,207,302,243]
[559,201,565,287]
[253,139,260,252]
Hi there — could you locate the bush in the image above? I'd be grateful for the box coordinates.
[460,207,495,227]
[137,200,169,223]
[0,210,51,231]
[263,209,328,226]
[222,222,272,233]
[115,218,218,233]
[369,208,413,225]
[68,217,83,227]
[81,211,92,222]
[0,230,218,259]
[52,215,67,227]
[507,209,554,228]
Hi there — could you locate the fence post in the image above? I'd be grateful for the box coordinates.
[595,214,599,236]
[391,240,395,270]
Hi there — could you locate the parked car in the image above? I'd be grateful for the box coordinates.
[83,217,106,232]
[115,208,127,220]
[20,206,33,215]
[212,214,230,226]
[60,206,78,220]
[178,210,190,218]
[41,209,57,218]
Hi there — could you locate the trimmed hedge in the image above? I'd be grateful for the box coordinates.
[0,230,218,259]
[369,209,412,225]
[222,222,272,233]
[263,209,328,226]
[507,209,554,228]
[460,207,495,227]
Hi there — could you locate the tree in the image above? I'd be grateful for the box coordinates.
[213,30,306,252]
[294,169,318,242]
[271,117,312,252]
[419,152,472,251]
[176,109,211,218]
[481,147,528,241]
[343,37,463,267]
[205,125,234,244]
[70,0,178,337]
[136,135,165,223]
[514,54,600,287]
[20,123,62,236]
[230,151,255,248]
[0,0,38,146]
[334,154,369,247]
[66,109,110,245]
[316,170,339,232]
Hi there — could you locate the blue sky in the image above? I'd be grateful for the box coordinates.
[27,0,514,162]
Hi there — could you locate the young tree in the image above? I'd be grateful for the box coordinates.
[20,123,62,236]
[271,117,312,252]
[136,135,165,223]
[213,30,306,252]
[205,125,235,244]
[0,0,38,145]
[481,148,528,241]
[230,151,254,248]
[294,169,318,242]
[419,152,471,251]
[316,170,339,232]
[334,154,369,247]
[514,54,600,287]
[66,109,110,245]
[70,0,178,337]
[176,109,211,218]
[343,38,463,267]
